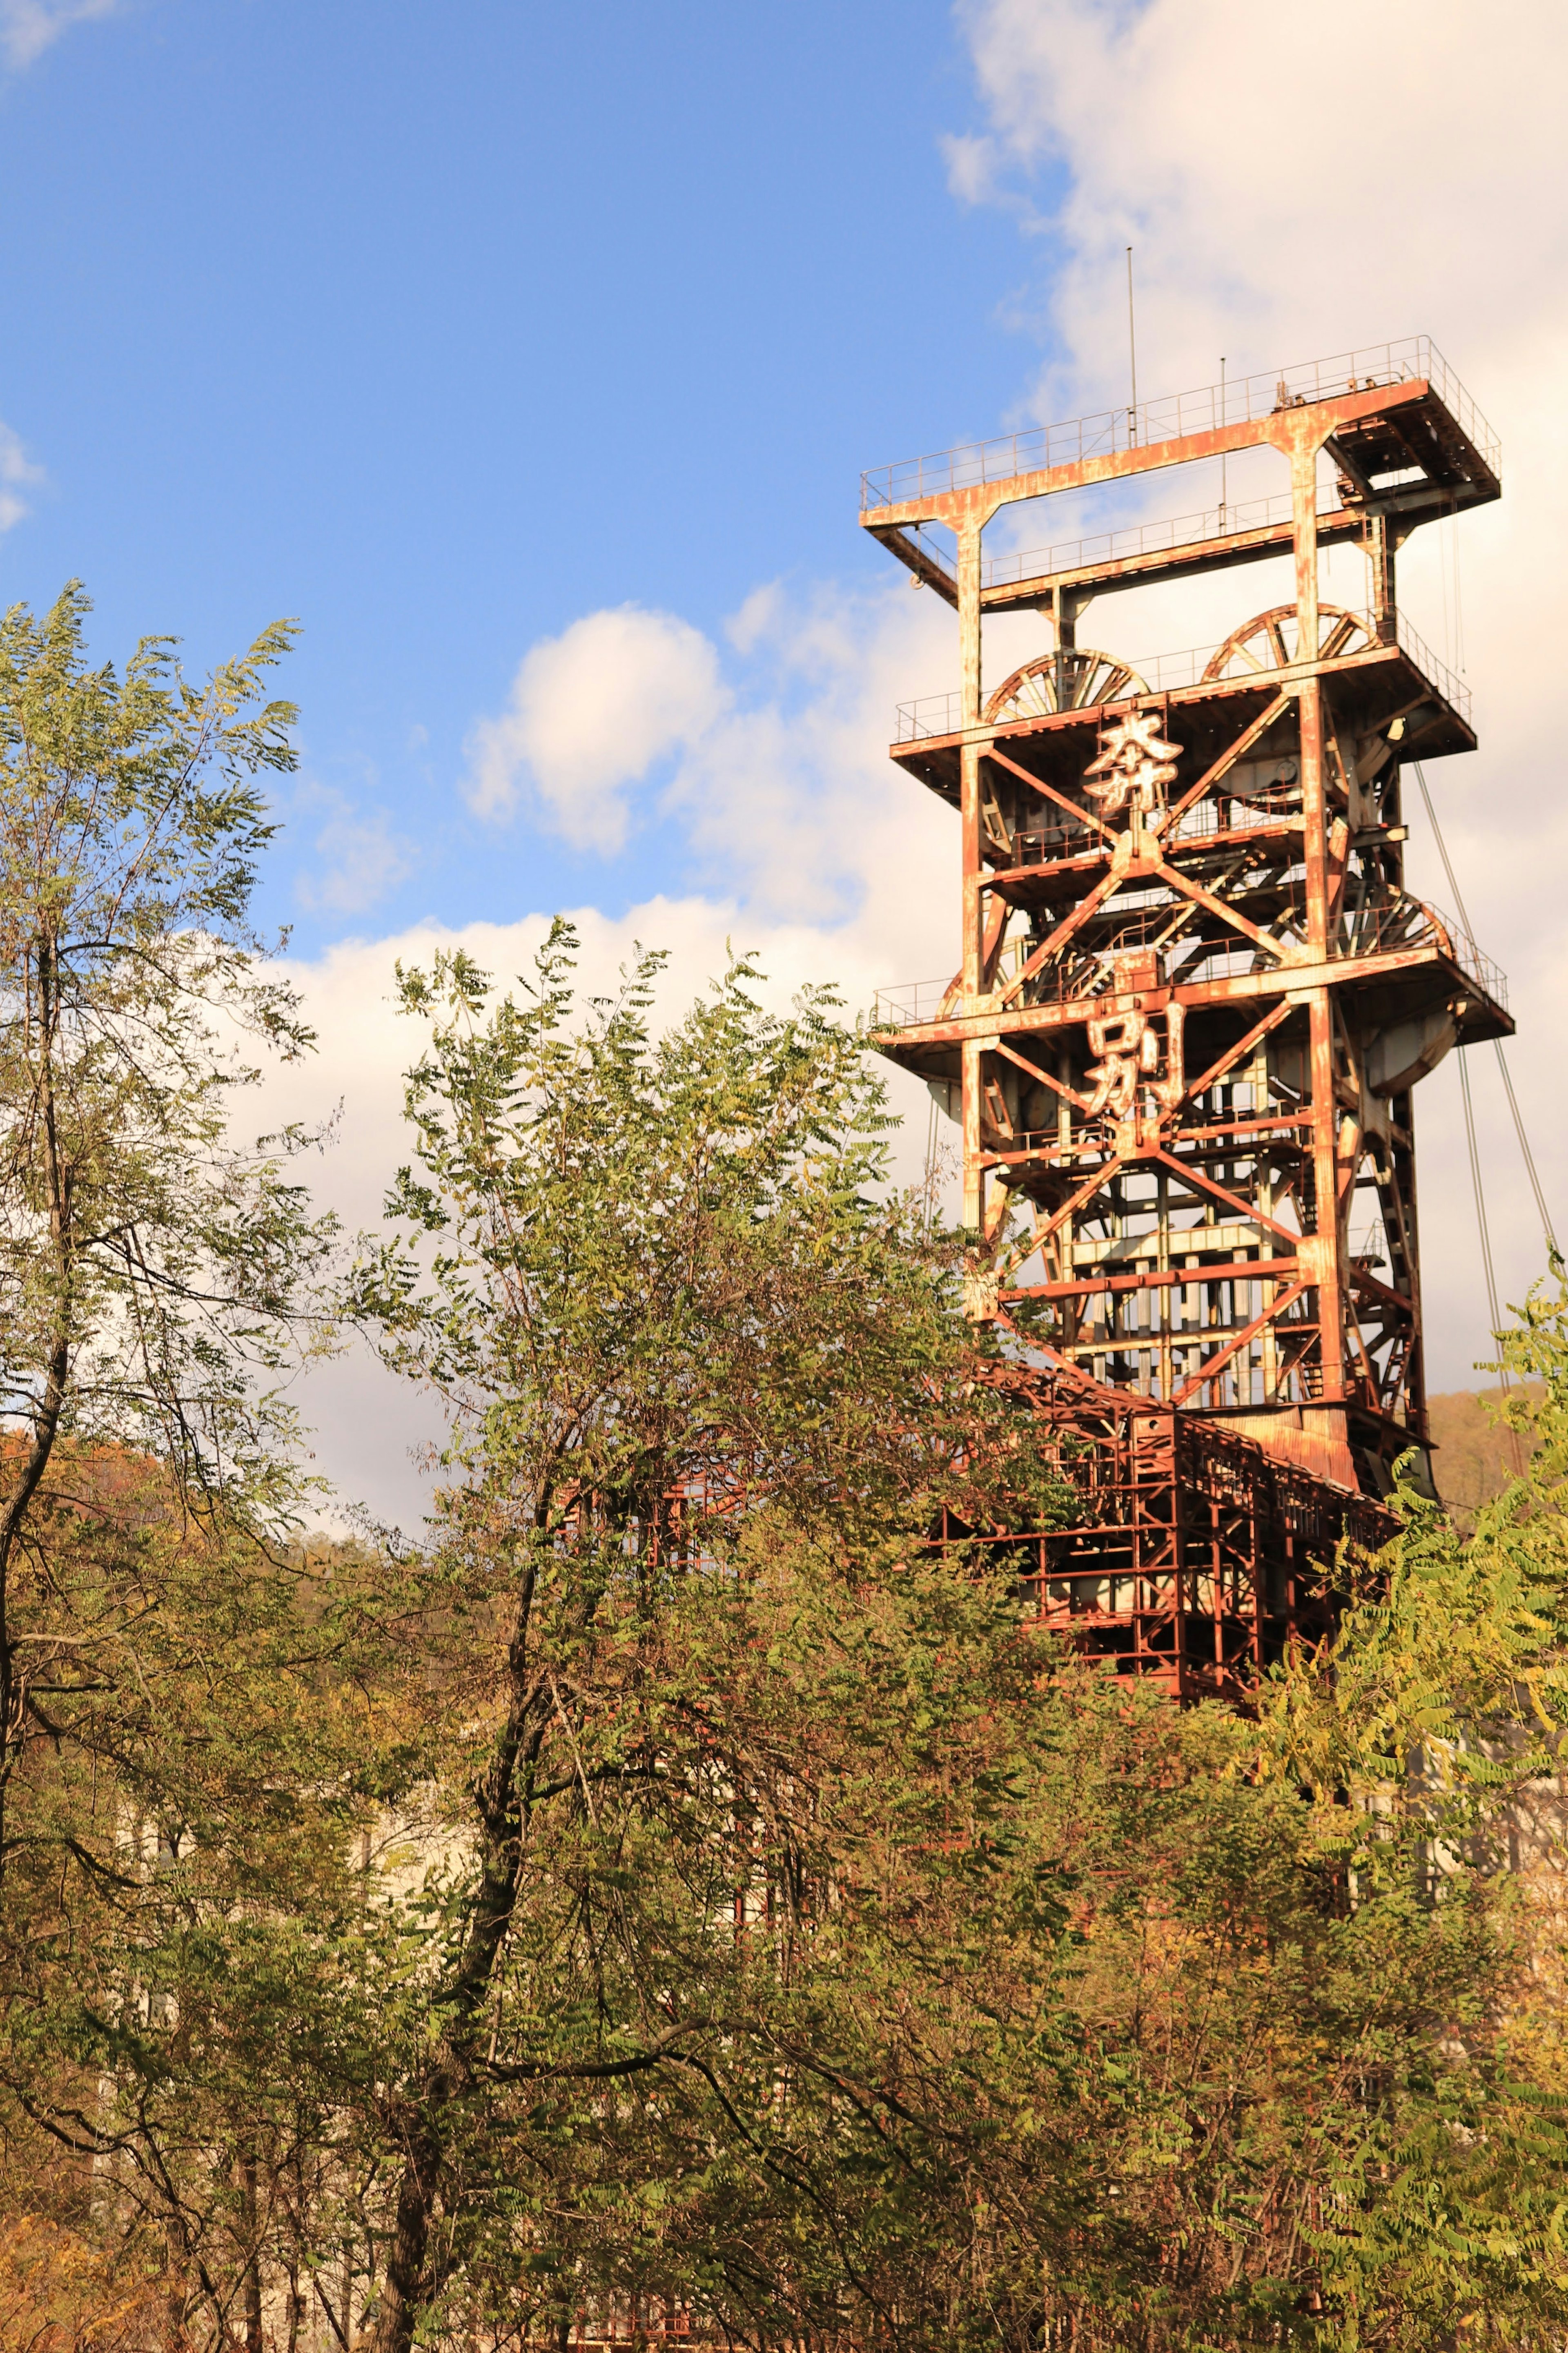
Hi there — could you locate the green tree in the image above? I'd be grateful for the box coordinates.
[349,926,1072,2353]
[9,625,1556,2353]
[0,581,332,1820]
[0,588,400,2347]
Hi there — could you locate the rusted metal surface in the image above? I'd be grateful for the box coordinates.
[860,338,1499,518]
[864,344,1503,1687]
[945,1358,1396,1705]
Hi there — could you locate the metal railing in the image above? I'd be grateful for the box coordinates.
[872,891,1507,1039]
[1392,608,1471,727]
[981,487,1347,594]
[871,928,1279,1034]
[893,692,964,744]
[1343,894,1508,1008]
[895,643,1222,741]
[893,604,1472,744]
[904,487,1349,601]
[860,336,1499,511]
[872,977,958,1030]
[1165,788,1300,848]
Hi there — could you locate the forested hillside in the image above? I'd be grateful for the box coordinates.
[1429,1383,1544,1525]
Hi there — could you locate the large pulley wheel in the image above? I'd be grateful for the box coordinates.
[1201,602,1374,683]
[984,648,1149,725]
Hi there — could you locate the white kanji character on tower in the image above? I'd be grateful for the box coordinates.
[1081,955,1187,1128]
[1082,709,1182,832]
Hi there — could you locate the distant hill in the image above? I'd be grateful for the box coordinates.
[1426,1384,1543,1527]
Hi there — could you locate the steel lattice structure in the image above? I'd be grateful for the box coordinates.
[864,338,1504,1696]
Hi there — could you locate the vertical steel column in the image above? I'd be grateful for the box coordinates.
[1395,1109,1428,1437]
[1290,437,1321,666]
[1366,509,1398,644]
[958,516,987,1247]
[1050,583,1078,711]
[1294,435,1347,1411]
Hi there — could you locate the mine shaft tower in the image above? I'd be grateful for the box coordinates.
[864,338,1506,1697]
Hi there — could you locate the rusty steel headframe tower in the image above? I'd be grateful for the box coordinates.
[864,337,1506,1699]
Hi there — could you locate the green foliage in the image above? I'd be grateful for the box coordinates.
[341,926,1082,2352]
[0,585,332,1520]
[358,923,1040,1543]
[1256,1263,1568,1815]
[1217,1262,1568,2347]
[0,589,382,2349]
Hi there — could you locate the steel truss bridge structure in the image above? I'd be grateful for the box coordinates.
[865,337,1504,1699]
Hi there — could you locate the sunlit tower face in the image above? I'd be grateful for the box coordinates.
[865,341,1504,1521]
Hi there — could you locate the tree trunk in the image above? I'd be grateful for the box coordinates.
[364,1558,546,2352]
[363,2115,442,2353]
[241,2159,264,2353]
[0,943,71,1877]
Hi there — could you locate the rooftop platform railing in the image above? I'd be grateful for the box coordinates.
[860,336,1499,512]
[870,903,1504,1035]
[980,486,1345,595]
[872,976,958,1031]
[871,894,1509,1035]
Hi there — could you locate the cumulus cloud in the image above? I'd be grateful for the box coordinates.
[665,579,961,921]
[458,579,962,925]
[0,0,117,69]
[0,422,43,532]
[951,0,1568,406]
[944,0,1568,1382]
[464,604,726,850]
[308,585,962,1242]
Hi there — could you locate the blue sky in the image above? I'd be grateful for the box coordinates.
[0,0,1065,947]
[0,0,1561,1516]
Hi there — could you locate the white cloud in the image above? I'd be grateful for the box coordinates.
[938,129,1001,207]
[944,0,1568,1385]
[725,581,783,657]
[0,422,43,532]
[0,0,116,69]
[296,800,417,917]
[464,604,726,850]
[459,580,960,925]
[952,0,1568,409]
[666,579,959,921]
[298,587,960,1255]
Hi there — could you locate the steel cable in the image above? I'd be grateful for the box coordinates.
[1412,759,1535,1472]
[1411,759,1557,1256]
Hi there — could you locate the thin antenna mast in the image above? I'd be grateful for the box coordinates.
[1126,246,1138,443]
[1219,355,1227,526]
